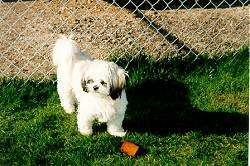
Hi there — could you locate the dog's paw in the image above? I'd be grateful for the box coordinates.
[108,130,126,137]
[65,109,74,114]
[79,129,93,136]
[64,106,75,114]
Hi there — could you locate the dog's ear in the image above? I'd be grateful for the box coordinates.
[116,67,128,89]
[109,64,128,100]
[110,87,122,100]
[72,61,90,101]
[81,79,88,92]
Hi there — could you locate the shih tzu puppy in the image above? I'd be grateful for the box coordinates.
[52,35,128,137]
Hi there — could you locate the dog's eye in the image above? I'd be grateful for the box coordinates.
[87,79,94,84]
[100,80,107,86]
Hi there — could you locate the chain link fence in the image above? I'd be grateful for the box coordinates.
[0,0,249,81]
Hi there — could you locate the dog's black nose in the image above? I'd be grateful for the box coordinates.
[93,85,99,91]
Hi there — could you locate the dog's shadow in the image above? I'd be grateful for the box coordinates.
[124,79,248,136]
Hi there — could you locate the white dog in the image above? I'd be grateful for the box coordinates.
[52,35,128,137]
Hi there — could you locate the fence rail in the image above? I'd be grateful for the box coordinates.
[0,0,249,80]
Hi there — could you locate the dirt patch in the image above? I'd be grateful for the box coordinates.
[0,1,248,78]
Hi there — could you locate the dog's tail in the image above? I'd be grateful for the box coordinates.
[52,35,81,67]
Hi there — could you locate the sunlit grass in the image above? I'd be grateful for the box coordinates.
[0,47,248,165]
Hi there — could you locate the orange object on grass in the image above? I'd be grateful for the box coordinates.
[120,140,141,157]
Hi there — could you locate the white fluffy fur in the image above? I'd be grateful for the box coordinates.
[52,35,128,137]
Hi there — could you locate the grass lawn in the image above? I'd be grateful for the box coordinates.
[0,47,248,165]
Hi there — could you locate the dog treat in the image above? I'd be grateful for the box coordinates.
[120,140,141,157]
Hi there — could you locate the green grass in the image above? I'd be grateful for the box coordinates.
[0,47,248,165]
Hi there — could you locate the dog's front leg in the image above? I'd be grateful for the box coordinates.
[77,111,94,136]
[107,113,126,137]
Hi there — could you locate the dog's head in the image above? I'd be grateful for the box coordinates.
[82,60,127,100]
